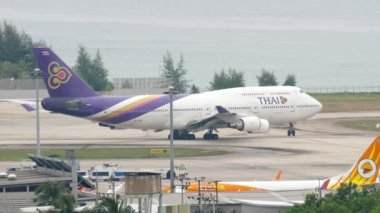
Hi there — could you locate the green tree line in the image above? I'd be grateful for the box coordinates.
[1,21,298,93]
[74,45,113,92]
[0,22,45,79]
[161,53,297,93]
[0,21,112,91]
[287,183,380,213]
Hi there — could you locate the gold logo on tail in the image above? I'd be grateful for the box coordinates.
[47,62,72,89]
[358,159,376,179]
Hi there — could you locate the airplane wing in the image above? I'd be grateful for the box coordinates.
[185,105,242,132]
[186,105,270,134]
[1,99,45,112]
[2,99,92,113]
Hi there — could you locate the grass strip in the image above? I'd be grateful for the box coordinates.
[0,147,230,161]
[310,93,380,112]
[338,120,380,132]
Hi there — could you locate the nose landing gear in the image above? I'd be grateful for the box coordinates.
[288,123,296,136]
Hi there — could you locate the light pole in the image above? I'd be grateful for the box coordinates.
[179,177,190,205]
[169,86,175,193]
[66,150,78,206]
[214,180,220,211]
[195,176,205,212]
[32,68,42,156]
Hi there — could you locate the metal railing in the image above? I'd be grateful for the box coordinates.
[303,85,380,94]
[1,79,380,94]
[0,79,45,90]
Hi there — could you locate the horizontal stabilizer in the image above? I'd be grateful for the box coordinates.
[21,103,36,112]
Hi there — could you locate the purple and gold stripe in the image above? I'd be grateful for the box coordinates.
[96,94,188,124]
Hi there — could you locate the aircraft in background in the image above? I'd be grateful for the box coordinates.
[33,47,322,140]
[185,136,380,192]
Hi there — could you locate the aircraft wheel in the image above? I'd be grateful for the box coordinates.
[203,133,218,140]
[288,123,296,137]
[189,134,195,140]
[203,134,208,140]
[168,133,180,140]
[212,134,219,140]
[179,134,187,140]
[203,134,211,140]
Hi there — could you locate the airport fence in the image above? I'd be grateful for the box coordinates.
[1,79,380,94]
[0,79,45,90]
[303,85,380,94]
[113,77,170,89]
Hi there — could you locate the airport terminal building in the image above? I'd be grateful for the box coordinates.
[0,155,93,213]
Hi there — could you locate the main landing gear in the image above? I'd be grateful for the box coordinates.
[203,128,219,140]
[168,130,195,140]
[167,129,220,140]
[287,123,296,136]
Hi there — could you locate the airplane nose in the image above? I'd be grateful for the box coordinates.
[316,100,323,113]
[310,96,323,113]
[307,94,323,113]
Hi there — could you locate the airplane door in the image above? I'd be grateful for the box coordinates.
[251,99,260,115]
[253,105,259,114]
[290,92,296,113]
[203,104,212,117]
[290,104,295,112]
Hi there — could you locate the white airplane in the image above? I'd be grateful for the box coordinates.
[33,47,322,140]
[185,136,380,192]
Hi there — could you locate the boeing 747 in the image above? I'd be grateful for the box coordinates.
[33,47,322,140]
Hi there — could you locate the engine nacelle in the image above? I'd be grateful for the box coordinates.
[7,173,17,181]
[230,116,270,133]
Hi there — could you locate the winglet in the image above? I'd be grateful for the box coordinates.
[273,170,282,181]
[320,179,330,190]
[215,105,230,114]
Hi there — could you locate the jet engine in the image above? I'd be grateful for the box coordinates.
[230,116,269,133]
[7,173,17,181]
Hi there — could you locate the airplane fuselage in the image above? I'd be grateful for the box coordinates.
[34,47,322,138]
[42,86,321,132]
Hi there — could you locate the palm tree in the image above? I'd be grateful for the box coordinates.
[58,194,76,213]
[33,182,76,213]
[92,195,135,213]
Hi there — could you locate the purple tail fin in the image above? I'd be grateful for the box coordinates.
[33,47,98,98]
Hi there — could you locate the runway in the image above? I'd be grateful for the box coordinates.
[1,101,380,182]
[1,101,380,206]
